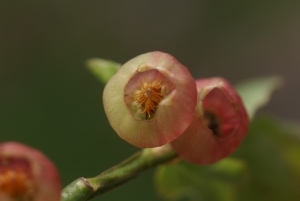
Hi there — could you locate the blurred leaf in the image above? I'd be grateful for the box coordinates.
[235,76,283,120]
[154,158,247,201]
[275,119,300,178]
[86,58,121,84]
[232,116,300,201]
[155,116,300,201]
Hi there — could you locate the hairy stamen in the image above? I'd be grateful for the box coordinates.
[132,79,164,118]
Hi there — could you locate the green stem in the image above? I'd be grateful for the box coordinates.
[60,145,178,201]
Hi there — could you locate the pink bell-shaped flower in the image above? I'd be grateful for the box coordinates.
[171,77,249,164]
[0,142,61,201]
[103,52,197,148]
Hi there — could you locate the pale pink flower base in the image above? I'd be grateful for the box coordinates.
[103,52,197,148]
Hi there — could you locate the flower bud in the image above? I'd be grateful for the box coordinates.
[171,77,249,164]
[0,142,61,201]
[103,52,197,148]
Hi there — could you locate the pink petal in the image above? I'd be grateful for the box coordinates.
[171,77,249,164]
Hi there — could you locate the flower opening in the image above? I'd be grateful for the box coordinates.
[103,52,197,148]
[203,111,220,137]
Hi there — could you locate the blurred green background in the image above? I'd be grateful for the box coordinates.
[0,1,300,201]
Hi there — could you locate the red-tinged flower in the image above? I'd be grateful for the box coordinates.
[171,77,249,164]
[0,142,61,201]
[103,52,197,148]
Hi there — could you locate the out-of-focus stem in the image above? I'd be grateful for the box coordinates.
[60,145,178,201]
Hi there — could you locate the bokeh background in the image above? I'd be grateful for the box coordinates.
[1,1,299,201]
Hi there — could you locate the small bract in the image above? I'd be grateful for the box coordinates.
[171,77,249,164]
[103,52,197,148]
[0,142,61,201]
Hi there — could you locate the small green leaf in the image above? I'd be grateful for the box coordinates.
[235,76,283,119]
[154,158,247,201]
[86,58,121,84]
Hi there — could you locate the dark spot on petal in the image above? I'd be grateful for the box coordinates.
[204,111,220,136]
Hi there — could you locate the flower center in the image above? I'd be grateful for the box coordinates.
[0,157,36,200]
[132,79,164,119]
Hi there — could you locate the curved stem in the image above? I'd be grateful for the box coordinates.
[60,145,178,201]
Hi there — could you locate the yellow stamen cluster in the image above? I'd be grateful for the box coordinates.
[132,79,164,118]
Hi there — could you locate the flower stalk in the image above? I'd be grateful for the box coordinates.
[60,145,178,201]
